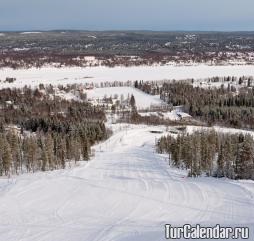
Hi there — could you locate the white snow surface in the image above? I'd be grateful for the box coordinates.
[139,110,191,121]
[87,87,162,109]
[1,65,254,88]
[0,124,253,241]
[20,32,42,35]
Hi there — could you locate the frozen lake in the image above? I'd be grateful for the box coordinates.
[1,64,254,88]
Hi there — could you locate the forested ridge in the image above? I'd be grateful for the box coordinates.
[0,87,109,176]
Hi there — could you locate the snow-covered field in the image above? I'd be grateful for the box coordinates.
[1,65,254,88]
[86,87,162,109]
[0,124,253,241]
[139,109,191,121]
[20,32,42,35]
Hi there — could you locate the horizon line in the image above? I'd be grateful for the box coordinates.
[1,29,254,33]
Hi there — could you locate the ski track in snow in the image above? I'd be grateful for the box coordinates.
[0,124,254,241]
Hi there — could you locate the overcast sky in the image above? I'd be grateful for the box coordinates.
[0,0,253,31]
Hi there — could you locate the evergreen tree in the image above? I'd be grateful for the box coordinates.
[224,138,235,179]
[130,95,136,110]
[216,144,225,177]
[2,138,12,175]
[237,136,254,179]
[45,134,55,170]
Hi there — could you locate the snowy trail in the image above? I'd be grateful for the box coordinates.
[0,124,254,241]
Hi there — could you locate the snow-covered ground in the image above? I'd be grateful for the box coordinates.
[1,65,254,88]
[0,124,253,241]
[86,87,162,109]
[186,125,254,138]
[20,32,42,35]
[139,109,191,121]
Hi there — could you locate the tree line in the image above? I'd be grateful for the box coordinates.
[145,80,254,129]
[157,131,254,180]
[0,87,109,176]
[161,82,254,129]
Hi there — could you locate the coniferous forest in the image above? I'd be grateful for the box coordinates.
[0,87,109,176]
[134,78,254,129]
[157,131,254,180]
[160,81,254,129]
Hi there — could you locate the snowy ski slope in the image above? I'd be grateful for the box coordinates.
[0,124,253,241]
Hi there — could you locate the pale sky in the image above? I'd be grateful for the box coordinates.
[0,0,253,31]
